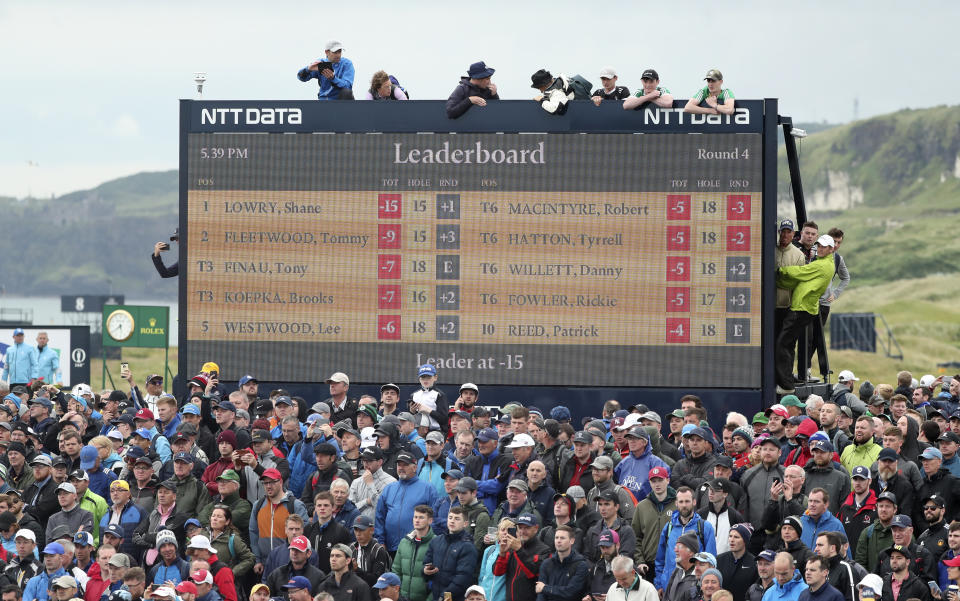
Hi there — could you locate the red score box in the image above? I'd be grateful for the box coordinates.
[666,195,691,220]
[665,257,690,282]
[378,224,401,249]
[378,285,401,310]
[665,226,691,251]
[378,194,402,218]
[378,254,401,279]
[726,226,751,251]
[726,195,751,220]
[377,315,401,340]
[665,287,690,312]
[665,318,690,343]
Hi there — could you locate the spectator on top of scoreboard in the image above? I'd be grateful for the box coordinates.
[590,66,630,105]
[683,69,736,115]
[297,39,356,100]
[365,70,408,101]
[775,219,806,339]
[531,69,576,115]
[623,69,675,110]
[446,61,499,119]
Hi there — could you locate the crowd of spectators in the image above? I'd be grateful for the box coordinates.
[2,349,960,601]
[294,40,737,120]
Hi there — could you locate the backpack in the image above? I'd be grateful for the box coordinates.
[666,517,706,551]
[568,74,593,100]
[253,494,297,521]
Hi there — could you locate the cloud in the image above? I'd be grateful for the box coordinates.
[109,114,141,138]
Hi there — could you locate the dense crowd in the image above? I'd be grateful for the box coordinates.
[2,350,960,601]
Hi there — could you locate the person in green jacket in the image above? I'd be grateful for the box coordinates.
[198,470,252,544]
[854,490,897,572]
[393,504,437,601]
[775,234,836,394]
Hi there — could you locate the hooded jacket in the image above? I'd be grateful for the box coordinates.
[424,529,478,600]
[394,528,436,601]
[631,486,677,565]
[375,476,440,552]
[669,450,717,492]
[654,510,717,591]
[614,433,669,500]
[761,569,808,601]
[840,437,882,475]
[785,420,820,467]
[916,468,960,530]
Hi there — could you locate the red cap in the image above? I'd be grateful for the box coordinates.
[190,569,212,585]
[260,468,282,482]
[765,404,789,419]
[175,582,198,594]
[288,535,310,552]
[648,467,669,480]
[944,555,960,567]
[135,408,155,421]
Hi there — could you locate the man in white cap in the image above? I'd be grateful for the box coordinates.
[465,584,487,601]
[591,67,630,105]
[45,481,94,546]
[774,234,836,394]
[297,41,355,100]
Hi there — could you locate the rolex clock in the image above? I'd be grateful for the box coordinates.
[105,308,135,342]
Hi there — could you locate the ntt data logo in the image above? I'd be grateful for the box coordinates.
[200,107,303,125]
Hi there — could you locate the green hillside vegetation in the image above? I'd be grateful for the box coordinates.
[0,171,178,297]
[778,105,960,288]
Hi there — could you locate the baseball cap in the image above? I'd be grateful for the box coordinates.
[507,479,529,493]
[325,372,350,385]
[12,328,24,336]
[191,569,214,585]
[891,514,912,528]
[591,456,614,470]
[507,433,535,448]
[74,531,95,546]
[878,447,899,461]
[68,467,89,481]
[288,535,311,552]
[216,469,240,482]
[173,452,195,464]
[780,395,805,408]
[693,552,717,566]
[714,455,734,469]
[79,445,99,470]
[704,69,723,80]
[685,427,710,440]
[29,454,53,467]
[640,410,662,424]
[373,572,401,589]
[103,523,124,539]
[158,478,178,491]
[314,442,337,456]
[361,446,384,461]
[459,382,479,394]
[817,234,836,248]
[765,404,789,419]
[110,480,130,491]
[14,529,36,542]
[134,408,155,421]
[215,401,237,413]
[133,428,153,440]
[455,477,478,492]
[641,69,659,80]
[877,491,898,505]
[648,466,669,480]
[757,549,777,562]
[573,430,597,443]
[926,494,946,508]
[567,486,586,501]
[778,219,795,232]
[250,429,271,443]
[921,447,944,461]
[751,412,769,425]
[708,478,731,493]
[56,482,77,495]
[598,489,620,504]
[810,439,835,453]
[599,66,617,79]
[516,513,539,527]
[425,431,445,445]
[52,574,78,589]
[238,374,257,386]
[284,575,312,592]
[851,466,871,480]
[944,555,960,567]
[324,40,343,52]
[837,370,859,383]
[108,553,131,567]
[396,451,416,465]
[184,518,202,530]
[380,383,400,394]
[174,582,198,596]
[888,543,913,559]
[180,403,201,417]
[417,364,437,377]
[260,468,283,481]
[441,468,464,481]
[353,514,375,530]
[939,432,960,444]
[187,535,216,553]
[598,529,620,547]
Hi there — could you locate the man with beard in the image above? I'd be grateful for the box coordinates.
[855,491,898,573]
[803,440,850,514]
[871,447,916,520]
[765,405,790,445]
[876,514,937,583]
[916,447,960,530]
[874,426,924,491]
[671,427,717,491]
[741,437,786,552]
[838,466,877,558]
[583,490,636,564]
[840,416,881,474]
[880,544,931,601]
[918,494,950,561]
[654,487,716,591]
[586,529,622,598]
[819,403,851,456]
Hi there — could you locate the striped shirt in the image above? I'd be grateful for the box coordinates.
[634,85,670,97]
[692,86,734,103]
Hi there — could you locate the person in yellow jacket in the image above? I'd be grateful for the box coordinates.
[775,235,836,394]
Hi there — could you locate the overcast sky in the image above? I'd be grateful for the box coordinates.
[2,1,957,198]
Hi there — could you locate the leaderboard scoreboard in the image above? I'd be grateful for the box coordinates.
[179,100,776,389]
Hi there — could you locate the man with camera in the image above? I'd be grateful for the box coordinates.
[152,230,178,278]
[297,40,355,100]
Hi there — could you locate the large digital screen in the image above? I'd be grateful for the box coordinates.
[181,104,767,388]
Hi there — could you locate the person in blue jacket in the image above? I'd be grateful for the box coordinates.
[423,506,478,601]
[762,552,809,601]
[22,542,68,601]
[614,426,670,500]
[33,332,60,385]
[297,40,355,100]
[375,451,439,552]
[2,328,37,385]
[799,488,850,558]
[654,487,717,591]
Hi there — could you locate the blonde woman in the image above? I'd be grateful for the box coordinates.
[365,70,407,100]
[478,518,513,601]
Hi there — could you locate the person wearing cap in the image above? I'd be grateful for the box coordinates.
[421,506,478,600]
[375,451,438,553]
[210,401,252,459]
[377,383,400,418]
[97,479,142,557]
[64,468,106,539]
[131,408,173,465]
[623,68,674,111]
[557,430,598,494]
[839,415,881,476]
[630,465,676,574]
[612,425,669,503]
[6,440,35,492]
[683,69,735,116]
[838,466,877,559]
[774,218,806,338]
[937,523,960,592]
[320,372,357,430]
[132,478,188,554]
[446,61,499,119]
[417,430,448,497]
[79,443,118,500]
[3,527,40,587]
[654,486,716,591]
[775,234,837,393]
[429,468,464,535]
[186,535,239,601]
[236,427,291,504]
[661,530,701,600]
[198,469,251,535]
[872,444,916,517]
[347,513,389,590]
[939,431,960,479]
[490,480,541,540]
[671,427,718,492]
[317,543,372,600]
[918,494,950,561]
[739,436,787,550]
[2,328,37,387]
[747,549,778,601]
[537,419,566,486]
[146,530,188,588]
[714,523,756,600]
[22,541,68,601]
[590,66,630,106]
[881,543,931,601]
[249,467,309,571]
[802,439,849,515]
[584,490,636,565]
[916,447,960,533]
[853,490,897,574]
[348,446,396,522]
[297,41,355,101]
[187,567,219,601]
[491,512,550,601]
[877,514,937,583]
[697,477,746,555]
[24,454,60,523]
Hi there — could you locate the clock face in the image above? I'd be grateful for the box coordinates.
[106,310,135,341]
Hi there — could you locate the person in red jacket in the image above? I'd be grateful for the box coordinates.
[493,513,551,601]
[201,431,238,496]
[784,418,819,467]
